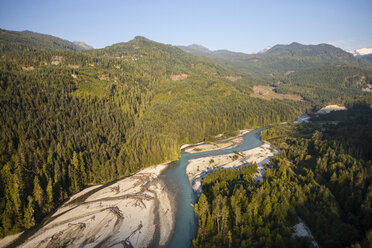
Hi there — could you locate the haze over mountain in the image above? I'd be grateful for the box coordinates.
[177,44,212,56]
[73,40,94,50]
[346,47,372,64]
[348,47,372,56]
[257,46,272,54]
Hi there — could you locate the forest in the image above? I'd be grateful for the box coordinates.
[192,106,372,247]
[0,28,372,243]
[0,35,307,237]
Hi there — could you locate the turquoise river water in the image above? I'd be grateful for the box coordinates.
[162,127,267,247]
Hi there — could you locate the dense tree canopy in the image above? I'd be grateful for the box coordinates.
[193,107,372,247]
[0,31,371,243]
[0,37,306,237]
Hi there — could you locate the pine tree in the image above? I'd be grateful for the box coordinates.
[23,196,35,229]
[46,178,53,203]
[33,176,44,207]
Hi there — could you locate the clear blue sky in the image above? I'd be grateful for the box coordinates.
[0,0,371,53]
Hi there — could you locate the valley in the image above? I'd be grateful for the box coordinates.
[0,27,371,248]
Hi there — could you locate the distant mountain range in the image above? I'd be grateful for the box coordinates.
[178,41,371,79]
[346,47,372,64]
[0,28,93,53]
[1,26,371,77]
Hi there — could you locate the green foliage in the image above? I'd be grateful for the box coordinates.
[1,31,371,242]
[276,65,372,105]
[181,42,371,78]
[0,36,306,237]
[360,54,372,64]
[194,107,372,247]
[0,28,82,53]
[180,42,372,107]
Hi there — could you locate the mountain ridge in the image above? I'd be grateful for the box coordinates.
[73,40,93,50]
[0,28,92,53]
[178,41,371,78]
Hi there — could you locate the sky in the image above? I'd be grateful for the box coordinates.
[0,0,371,53]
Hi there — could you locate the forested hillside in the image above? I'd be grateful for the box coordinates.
[180,42,372,107]
[0,28,87,53]
[180,42,371,77]
[276,65,372,105]
[0,35,306,237]
[260,42,371,75]
[193,106,372,247]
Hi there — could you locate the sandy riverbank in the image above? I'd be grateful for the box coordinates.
[182,129,252,153]
[186,140,278,195]
[0,232,23,248]
[316,105,347,114]
[13,163,174,248]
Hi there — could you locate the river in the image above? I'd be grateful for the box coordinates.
[162,127,267,248]
[4,127,266,248]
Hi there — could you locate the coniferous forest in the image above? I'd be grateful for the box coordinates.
[0,33,306,237]
[192,106,372,247]
[0,28,372,247]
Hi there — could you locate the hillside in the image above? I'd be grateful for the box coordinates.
[193,106,372,247]
[73,41,93,50]
[361,54,372,64]
[0,34,306,238]
[177,44,213,56]
[179,42,372,106]
[0,28,90,53]
[266,42,347,56]
[0,29,371,243]
[179,42,372,78]
[276,65,372,105]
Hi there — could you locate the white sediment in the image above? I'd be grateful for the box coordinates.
[0,232,23,248]
[316,105,347,114]
[294,113,311,124]
[6,129,274,247]
[186,133,278,195]
[16,163,174,248]
[292,219,319,248]
[183,129,252,154]
[180,141,204,150]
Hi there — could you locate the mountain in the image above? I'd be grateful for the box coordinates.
[73,40,93,50]
[179,42,371,79]
[347,47,372,64]
[178,42,372,105]
[0,28,83,53]
[0,28,371,247]
[177,44,212,56]
[1,33,309,241]
[257,46,272,54]
[360,54,372,64]
[265,42,348,56]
